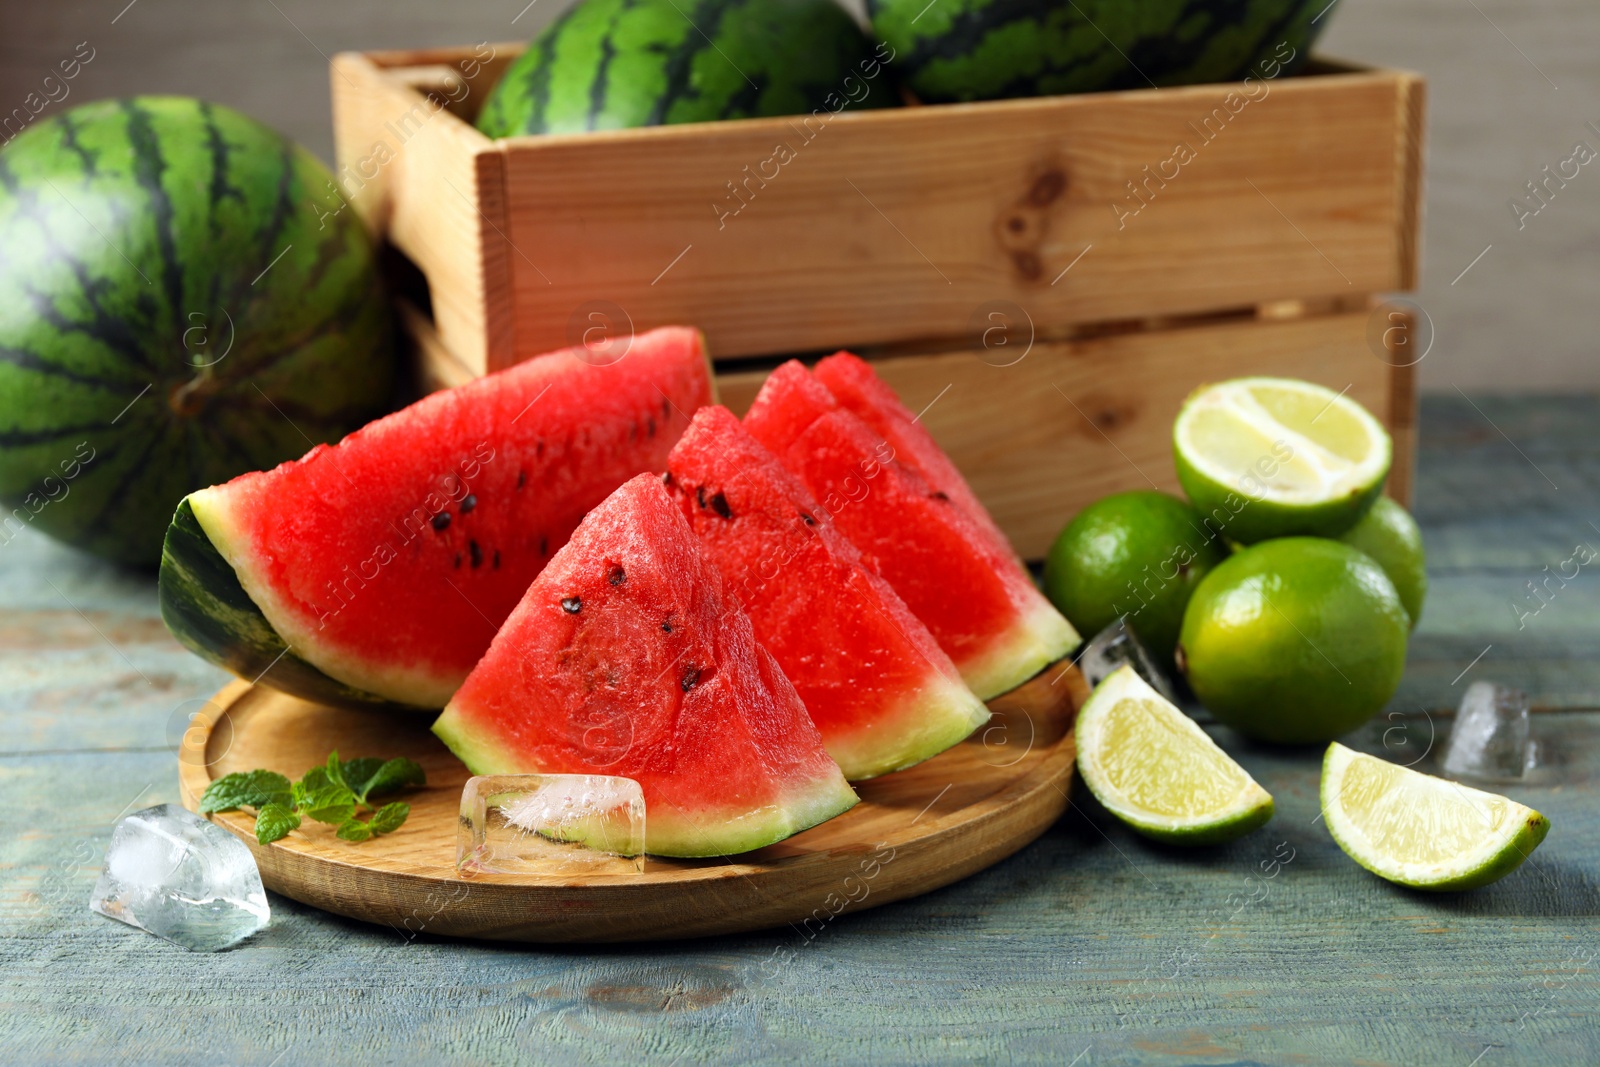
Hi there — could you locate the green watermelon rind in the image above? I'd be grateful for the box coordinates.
[960,598,1080,702]
[478,0,898,139]
[828,672,991,781]
[159,497,428,712]
[433,704,859,858]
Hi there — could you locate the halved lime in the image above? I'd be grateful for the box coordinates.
[1174,377,1392,542]
[1321,743,1550,891]
[1075,665,1274,844]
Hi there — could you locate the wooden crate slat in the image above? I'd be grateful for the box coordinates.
[492,68,1420,366]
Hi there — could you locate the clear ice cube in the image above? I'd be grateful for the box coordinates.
[1442,681,1535,781]
[89,804,269,952]
[458,775,646,874]
[1076,619,1182,703]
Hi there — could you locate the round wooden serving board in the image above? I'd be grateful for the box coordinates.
[177,663,1087,943]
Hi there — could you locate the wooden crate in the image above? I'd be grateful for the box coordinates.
[336,43,1424,560]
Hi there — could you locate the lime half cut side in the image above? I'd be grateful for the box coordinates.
[1075,665,1274,845]
[1174,377,1392,542]
[1321,742,1550,891]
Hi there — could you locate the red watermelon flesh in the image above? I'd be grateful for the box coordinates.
[431,474,858,857]
[815,351,1015,559]
[743,361,1078,700]
[665,405,989,780]
[188,327,714,708]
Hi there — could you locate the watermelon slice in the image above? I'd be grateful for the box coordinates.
[159,327,714,709]
[815,351,1016,558]
[743,361,1078,700]
[432,474,858,857]
[665,406,989,780]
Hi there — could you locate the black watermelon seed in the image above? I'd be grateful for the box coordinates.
[681,666,701,692]
[493,549,501,569]
[539,534,548,556]
[931,491,950,502]
[662,619,673,633]
[469,540,483,568]
[710,492,733,520]
[431,512,451,531]
[536,440,545,459]
[661,397,671,419]
[662,471,675,487]
[647,415,657,438]
[453,552,462,569]
[801,512,816,526]
[696,485,707,509]
[608,566,625,586]
[561,596,582,613]
[461,494,477,514]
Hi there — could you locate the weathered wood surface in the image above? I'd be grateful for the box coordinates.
[2,396,1598,1065]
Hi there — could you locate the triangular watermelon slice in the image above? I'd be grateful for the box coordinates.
[432,474,858,857]
[744,361,1078,700]
[815,351,1017,558]
[665,405,989,781]
[159,327,714,709]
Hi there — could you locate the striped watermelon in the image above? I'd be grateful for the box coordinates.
[477,0,899,138]
[0,97,394,566]
[867,0,1332,103]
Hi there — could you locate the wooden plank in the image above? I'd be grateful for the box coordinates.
[330,51,512,374]
[719,309,1395,560]
[487,64,1421,364]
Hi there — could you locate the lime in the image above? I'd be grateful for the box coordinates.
[1173,377,1392,543]
[1075,665,1274,844]
[1177,538,1409,744]
[1321,743,1549,891]
[1042,491,1228,665]
[1338,496,1427,628]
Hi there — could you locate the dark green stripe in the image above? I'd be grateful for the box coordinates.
[0,342,130,390]
[119,100,187,351]
[159,498,427,711]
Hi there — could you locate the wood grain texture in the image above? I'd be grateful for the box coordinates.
[5,395,1599,1066]
[172,667,1082,943]
[332,48,1422,370]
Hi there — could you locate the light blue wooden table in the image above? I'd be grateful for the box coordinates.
[2,395,1597,1065]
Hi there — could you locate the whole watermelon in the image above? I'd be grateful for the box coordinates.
[477,0,899,137]
[0,97,394,566]
[867,0,1334,103]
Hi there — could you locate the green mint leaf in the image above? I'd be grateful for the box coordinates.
[339,757,386,799]
[370,801,410,835]
[357,758,426,804]
[199,770,292,814]
[299,765,336,797]
[290,779,308,809]
[325,750,346,790]
[335,818,373,842]
[256,802,301,845]
[301,783,357,825]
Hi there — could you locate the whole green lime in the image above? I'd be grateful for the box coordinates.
[1177,538,1409,744]
[1338,496,1427,629]
[1043,490,1228,664]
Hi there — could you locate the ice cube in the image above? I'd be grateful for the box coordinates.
[1075,619,1182,703]
[90,804,269,951]
[1442,681,1535,781]
[458,775,646,874]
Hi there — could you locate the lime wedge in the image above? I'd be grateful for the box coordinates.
[1321,742,1550,891]
[1173,377,1392,542]
[1075,665,1274,844]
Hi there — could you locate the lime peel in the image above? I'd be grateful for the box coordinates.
[1075,665,1274,845]
[1321,742,1550,891]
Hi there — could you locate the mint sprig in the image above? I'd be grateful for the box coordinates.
[200,751,425,845]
